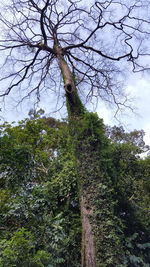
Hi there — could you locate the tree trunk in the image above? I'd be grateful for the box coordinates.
[56,48,97,266]
[81,195,96,267]
[56,47,124,266]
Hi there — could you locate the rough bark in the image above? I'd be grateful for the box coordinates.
[56,46,97,267]
[76,127,124,267]
[56,47,124,266]
[81,195,96,267]
[56,45,84,117]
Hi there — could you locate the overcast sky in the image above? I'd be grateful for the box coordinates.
[96,73,150,146]
[1,72,150,148]
[0,0,150,149]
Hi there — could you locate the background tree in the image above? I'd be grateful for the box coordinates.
[0,114,81,267]
[0,1,150,266]
[0,115,150,266]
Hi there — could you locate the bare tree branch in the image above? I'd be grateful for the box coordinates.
[0,0,150,110]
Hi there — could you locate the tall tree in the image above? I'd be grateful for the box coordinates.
[0,1,150,266]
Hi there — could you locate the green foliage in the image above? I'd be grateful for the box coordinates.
[0,114,80,266]
[0,228,34,266]
[70,111,150,266]
[106,125,149,153]
[72,113,125,266]
[0,112,150,266]
[0,228,54,267]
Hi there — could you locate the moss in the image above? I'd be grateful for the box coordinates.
[66,88,85,118]
[67,107,125,265]
[64,75,125,265]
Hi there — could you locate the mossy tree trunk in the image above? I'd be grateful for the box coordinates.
[56,46,124,267]
[75,116,125,266]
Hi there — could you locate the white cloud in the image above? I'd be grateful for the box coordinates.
[95,74,150,145]
[1,71,150,147]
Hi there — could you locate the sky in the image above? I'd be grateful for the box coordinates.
[0,0,150,151]
[1,72,150,150]
[96,74,150,147]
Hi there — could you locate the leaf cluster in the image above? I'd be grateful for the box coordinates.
[0,112,150,266]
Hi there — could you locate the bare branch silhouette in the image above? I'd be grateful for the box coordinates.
[0,0,150,109]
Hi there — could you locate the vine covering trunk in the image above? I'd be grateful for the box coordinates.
[56,47,124,266]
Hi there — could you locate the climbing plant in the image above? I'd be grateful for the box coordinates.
[0,113,150,266]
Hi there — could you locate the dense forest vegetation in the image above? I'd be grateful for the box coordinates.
[0,0,150,265]
[0,110,150,266]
